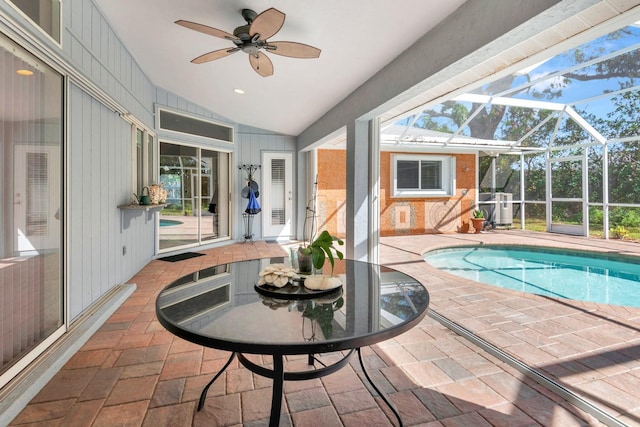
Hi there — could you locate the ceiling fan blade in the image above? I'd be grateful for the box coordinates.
[267,41,321,59]
[249,52,274,77]
[249,8,285,41]
[175,20,238,41]
[192,48,237,64]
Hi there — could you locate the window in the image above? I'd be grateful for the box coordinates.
[8,0,61,43]
[158,109,233,143]
[392,154,455,197]
[132,125,155,195]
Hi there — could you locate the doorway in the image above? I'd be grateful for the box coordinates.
[1,33,64,388]
[159,142,230,251]
[548,155,586,235]
[262,152,293,239]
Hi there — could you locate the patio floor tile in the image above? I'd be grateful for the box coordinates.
[149,378,185,408]
[340,407,393,426]
[143,402,195,427]
[285,386,331,413]
[290,405,342,427]
[329,388,378,414]
[193,393,241,426]
[78,367,123,401]
[384,390,437,424]
[92,400,148,427]
[104,375,158,406]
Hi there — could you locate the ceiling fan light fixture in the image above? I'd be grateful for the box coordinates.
[240,44,260,55]
[177,7,320,78]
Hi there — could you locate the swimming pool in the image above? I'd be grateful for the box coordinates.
[423,245,640,308]
[159,219,183,227]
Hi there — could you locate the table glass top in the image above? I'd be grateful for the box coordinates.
[156,258,429,354]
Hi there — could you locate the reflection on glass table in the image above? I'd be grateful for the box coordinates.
[156,258,429,427]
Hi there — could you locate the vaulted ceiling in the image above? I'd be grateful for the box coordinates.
[94,0,466,136]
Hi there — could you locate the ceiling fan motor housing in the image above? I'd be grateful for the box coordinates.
[233,24,252,40]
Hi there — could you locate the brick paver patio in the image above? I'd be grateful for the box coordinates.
[9,231,640,426]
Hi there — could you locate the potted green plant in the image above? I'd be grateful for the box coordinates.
[298,230,344,274]
[471,209,485,234]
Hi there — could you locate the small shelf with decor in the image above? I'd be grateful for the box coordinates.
[118,184,169,230]
[117,203,167,212]
[117,204,167,231]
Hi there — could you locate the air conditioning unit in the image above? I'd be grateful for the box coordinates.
[479,192,513,226]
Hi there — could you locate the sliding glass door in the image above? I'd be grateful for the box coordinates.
[159,142,230,251]
[0,33,64,388]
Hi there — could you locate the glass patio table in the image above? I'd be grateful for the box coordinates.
[156,257,430,426]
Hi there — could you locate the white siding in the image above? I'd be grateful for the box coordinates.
[68,83,154,320]
[63,0,155,127]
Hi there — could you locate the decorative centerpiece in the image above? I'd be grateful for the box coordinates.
[257,263,299,288]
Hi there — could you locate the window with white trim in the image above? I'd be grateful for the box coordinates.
[392,154,455,197]
[132,125,156,195]
[8,0,61,43]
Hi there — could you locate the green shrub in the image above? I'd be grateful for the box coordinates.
[610,225,629,239]
[610,208,640,227]
[589,207,604,223]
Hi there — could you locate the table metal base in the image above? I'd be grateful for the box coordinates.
[197,349,403,427]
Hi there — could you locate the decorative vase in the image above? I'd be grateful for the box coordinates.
[297,247,313,274]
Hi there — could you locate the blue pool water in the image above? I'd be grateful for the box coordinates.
[423,246,640,308]
[159,219,182,227]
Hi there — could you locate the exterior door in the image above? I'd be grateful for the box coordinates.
[262,152,293,238]
[547,155,587,235]
[14,145,61,252]
[158,142,231,251]
[1,32,64,389]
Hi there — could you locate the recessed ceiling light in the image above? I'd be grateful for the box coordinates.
[233,88,245,95]
[16,69,33,76]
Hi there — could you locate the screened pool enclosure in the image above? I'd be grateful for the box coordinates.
[382,21,640,240]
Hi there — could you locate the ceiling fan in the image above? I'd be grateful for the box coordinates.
[176,8,321,77]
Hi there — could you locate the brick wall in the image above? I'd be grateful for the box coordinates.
[317,149,477,236]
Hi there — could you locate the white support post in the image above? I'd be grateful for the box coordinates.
[346,120,371,262]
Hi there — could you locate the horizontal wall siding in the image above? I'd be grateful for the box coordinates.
[68,83,154,321]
